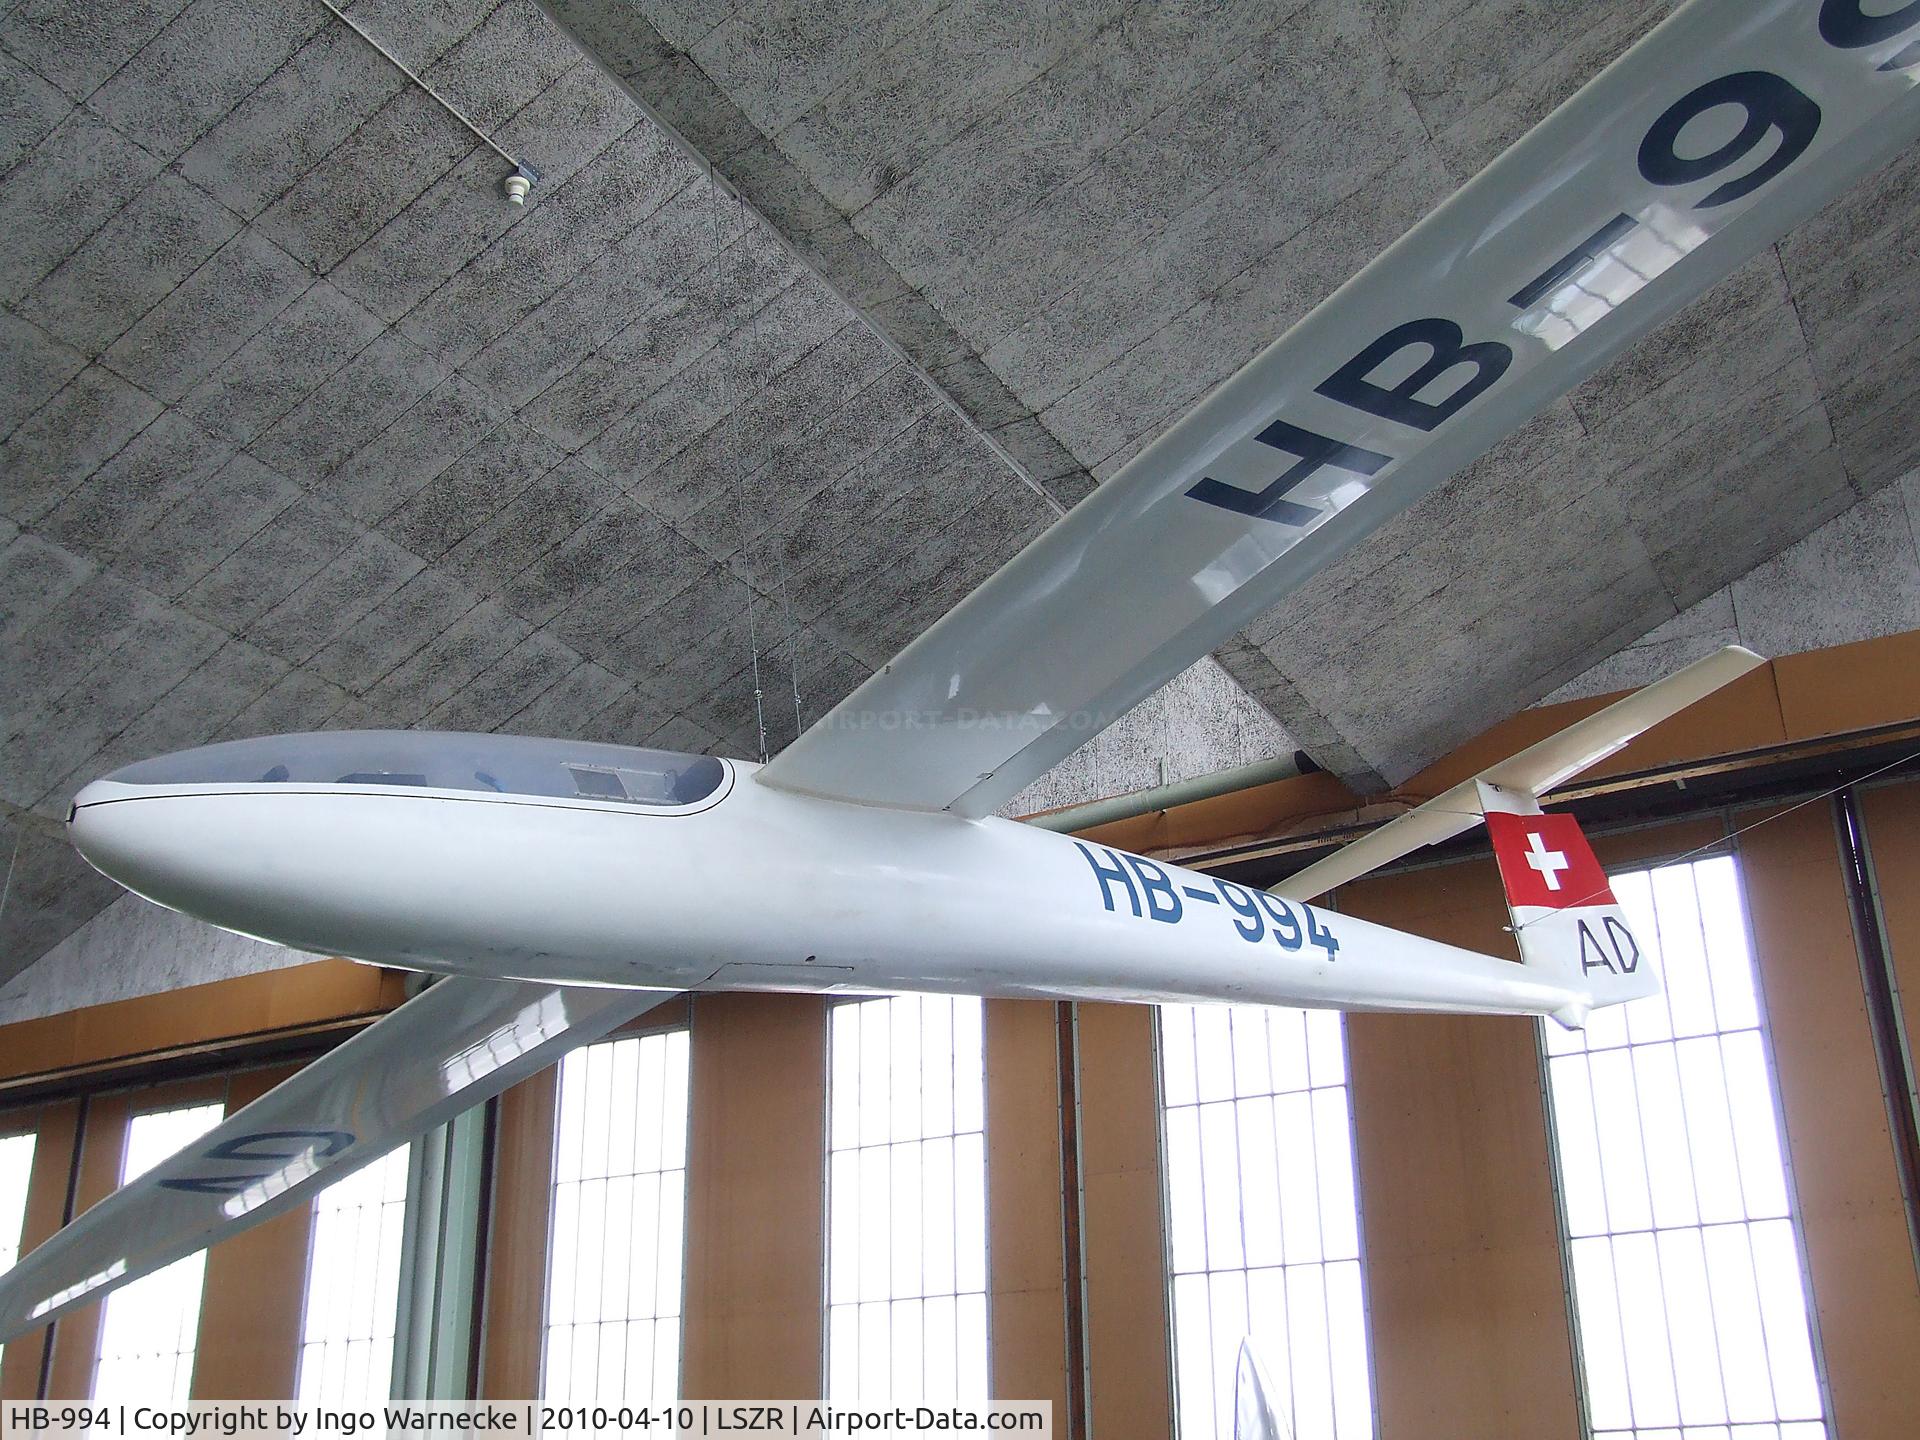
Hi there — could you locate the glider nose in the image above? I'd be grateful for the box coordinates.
[68,780,171,894]
[67,780,250,924]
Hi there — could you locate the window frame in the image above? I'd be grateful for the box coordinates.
[1536,843,1835,1439]
[536,1018,695,1406]
[1152,1001,1378,1440]
[0,1126,40,1386]
[821,994,992,1407]
[292,1142,414,1406]
[90,1095,227,1402]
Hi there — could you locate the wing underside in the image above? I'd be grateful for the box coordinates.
[754,0,1920,818]
[0,974,670,1343]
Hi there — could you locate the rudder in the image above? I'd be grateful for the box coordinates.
[1480,781,1659,1028]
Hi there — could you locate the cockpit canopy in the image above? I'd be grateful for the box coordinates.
[103,731,728,808]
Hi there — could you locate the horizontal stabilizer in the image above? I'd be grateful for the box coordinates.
[0,975,671,1343]
[1272,646,1762,901]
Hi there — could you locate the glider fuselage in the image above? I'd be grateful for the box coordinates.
[67,731,1583,1022]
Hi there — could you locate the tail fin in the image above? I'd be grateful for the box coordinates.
[1480,780,1658,1028]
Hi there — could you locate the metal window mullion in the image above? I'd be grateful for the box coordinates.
[1615,906,1701,1435]
[1648,872,1742,1433]
[1295,1058,1334,1440]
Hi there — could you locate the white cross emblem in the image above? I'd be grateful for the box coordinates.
[1524,830,1571,890]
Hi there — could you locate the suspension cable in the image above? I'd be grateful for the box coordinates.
[1513,739,1920,928]
[708,168,770,763]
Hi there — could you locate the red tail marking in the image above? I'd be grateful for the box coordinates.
[1486,811,1616,910]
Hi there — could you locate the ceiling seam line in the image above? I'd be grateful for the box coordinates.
[534,8,1071,519]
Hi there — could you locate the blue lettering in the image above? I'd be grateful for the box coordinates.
[1076,842,1140,916]
[157,1129,355,1194]
[1186,419,1390,525]
[1124,855,1184,924]
[1639,72,1821,209]
[203,1129,354,1162]
[1820,0,1920,49]
[1317,318,1511,432]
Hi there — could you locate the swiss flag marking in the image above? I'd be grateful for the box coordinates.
[1486,810,1616,910]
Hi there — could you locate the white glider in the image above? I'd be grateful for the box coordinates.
[2,0,1913,1344]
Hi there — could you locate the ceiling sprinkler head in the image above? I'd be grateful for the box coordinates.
[502,163,538,206]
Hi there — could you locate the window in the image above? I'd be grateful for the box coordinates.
[825,995,988,1405]
[544,1029,691,1404]
[0,1130,37,1377]
[93,1102,224,1401]
[107,733,725,806]
[1542,855,1827,1439]
[295,1147,412,1405]
[1159,1004,1372,1440]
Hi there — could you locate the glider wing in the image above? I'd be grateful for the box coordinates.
[756,0,1919,817]
[0,975,670,1342]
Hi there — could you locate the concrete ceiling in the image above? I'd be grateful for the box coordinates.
[2,0,1916,979]
[0,0,1069,974]
[545,0,1920,778]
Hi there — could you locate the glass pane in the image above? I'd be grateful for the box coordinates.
[296,1146,411,1404]
[94,1103,224,1401]
[107,733,725,807]
[825,996,987,1405]
[1542,855,1826,1440]
[1160,1004,1373,1440]
[0,1131,38,1379]
[542,1029,692,1404]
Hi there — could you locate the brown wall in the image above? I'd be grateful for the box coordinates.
[983,1000,1068,1412]
[679,993,827,1399]
[1739,799,1920,1437]
[192,1066,311,1400]
[0,961,404,1093]
[1860,782,1920,1110]
[1341,854,1582,1439]
[1075,1002,1172,1440]
[0,1098,80,1399]
[479,1065,560,1401]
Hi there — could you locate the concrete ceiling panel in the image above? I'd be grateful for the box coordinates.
[4,0,1917,973]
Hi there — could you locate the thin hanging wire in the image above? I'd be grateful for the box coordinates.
[729,193,805,750]
[0,815,22,933]
[776,540,805,744]
[708,166,769,763]
[1512,738,1920,928]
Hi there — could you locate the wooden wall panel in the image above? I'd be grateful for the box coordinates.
[1738,804,1920,1436]
[0,961,404,1089]
[479,1067,559,1400]
[42,1076,227,1399]
[680,993,826,1399]
[1340,853,1578,1440]
[0,1099,81,1399]
[983,1000,1068,1412]
[1075,1002,1171,1440]
[1773,630,1920,741]
[1859,780,1920,1090]
[191,1066,312,1400]
[42,1090,131,1401]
